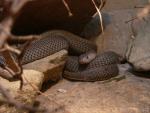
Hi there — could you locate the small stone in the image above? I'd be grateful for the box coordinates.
[57,89,67,93]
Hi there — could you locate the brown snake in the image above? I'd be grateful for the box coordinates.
[0,30,119,81]
[21,30,97,65]
[64,52,119,81]
[19,30,120,81]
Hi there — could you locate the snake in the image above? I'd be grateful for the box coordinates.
[6,30,119,81]
[20,30,97,65]
[19,30,120,81]
[64,52,119,81]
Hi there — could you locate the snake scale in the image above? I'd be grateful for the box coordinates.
[20,30,119,81]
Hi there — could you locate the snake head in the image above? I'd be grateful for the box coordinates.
[79,50,97,64]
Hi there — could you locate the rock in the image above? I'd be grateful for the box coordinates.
[95,0,150,71]
[126,15,150,71]
[95,9,135,59]
[23,50,68,81]
[80,14,101,39]
[36,64,150,113]
[0,70,44,113]
[103,0,148,11]
[0,49,68,112]
[12,0,101,35]
[0,70,44,93]
[80,13,110,39]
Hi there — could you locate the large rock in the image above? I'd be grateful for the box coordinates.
[36,64,150,113]
[95,0,150,71]
[12,0,100,35]
[23,50,68,81]
[95,9,135,59]
[126,15,150,71]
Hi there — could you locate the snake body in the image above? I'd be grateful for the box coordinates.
[64,52,119,81]
[21,30,119,81]
[21,30,97,64]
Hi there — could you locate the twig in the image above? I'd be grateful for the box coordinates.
[0,67,13,79]
[134,6,144,8]
[0,0,29,48]
[99,0,106,10]
[10,35,39,43]
[23,75,70,113]
[125,17,138,23]
[0,0,31,86]
[91,0,104,33]
[0,83,45,112]
[0,43,21,55]
[62,0,73,16]
[137,4,150,19]
[125,4,150,23]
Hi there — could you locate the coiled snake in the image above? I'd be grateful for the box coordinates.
[0,30,119,81]
[19,30,119,81]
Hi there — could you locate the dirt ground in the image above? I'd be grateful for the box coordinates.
[37,64,150,113]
